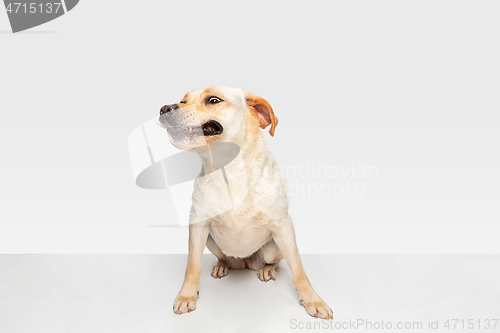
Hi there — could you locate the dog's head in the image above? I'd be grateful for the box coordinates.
[158,86,278,151]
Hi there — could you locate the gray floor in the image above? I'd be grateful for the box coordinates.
[0,255,499,333]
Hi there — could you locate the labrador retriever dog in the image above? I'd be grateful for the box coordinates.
[158,86,333,319]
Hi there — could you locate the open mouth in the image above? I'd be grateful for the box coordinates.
[201,120,223,136]
[165,120,223,139]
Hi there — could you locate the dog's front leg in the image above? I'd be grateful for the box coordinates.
[271,215,333,319]
[173,221,210,314]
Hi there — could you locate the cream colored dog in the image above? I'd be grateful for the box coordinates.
[158,86,333,319]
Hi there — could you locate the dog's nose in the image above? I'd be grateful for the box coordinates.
[160,104,179,115]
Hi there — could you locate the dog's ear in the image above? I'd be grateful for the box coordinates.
[245,92,278,136]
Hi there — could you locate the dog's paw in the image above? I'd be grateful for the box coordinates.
[257,264,277,282]
[173,294,197,315]
[300,298,333,320]
[211,261,229,279]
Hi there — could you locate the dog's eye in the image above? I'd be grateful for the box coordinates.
[208,97,222,104]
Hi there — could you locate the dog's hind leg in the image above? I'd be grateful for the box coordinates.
[206,234,229,279]
[206,233,224,260]
[258,261,280,282]
[206,234,246,278]
[247,239,283,282]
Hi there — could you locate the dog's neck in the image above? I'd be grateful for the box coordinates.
[197,133,271,179]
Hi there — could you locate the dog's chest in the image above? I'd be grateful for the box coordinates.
[209,211,272,258]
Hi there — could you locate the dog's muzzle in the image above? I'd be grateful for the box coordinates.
[158,104,224,137]
[159,104,180,126]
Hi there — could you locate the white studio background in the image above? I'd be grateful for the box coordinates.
[0,0,499,254]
